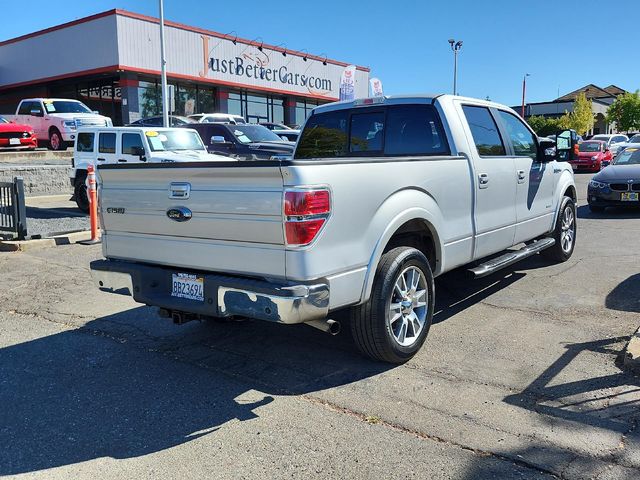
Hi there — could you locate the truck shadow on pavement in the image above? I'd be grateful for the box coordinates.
[0,307,391,476]
[576,204,640,219]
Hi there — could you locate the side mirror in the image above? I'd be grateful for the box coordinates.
[131,145,146,161]
[538,139,556,162]
[555,129,577,161]
[30,109,43,117]
[280,135,289,141]
[92,110,99,114]
[210,135,226,144]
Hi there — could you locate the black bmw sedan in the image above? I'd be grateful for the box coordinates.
[588,147,640,212]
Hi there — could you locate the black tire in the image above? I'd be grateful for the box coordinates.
[589,205,605,213]
[542,196,576,262]
[48,128,66,151]
[350,246,435,364]
[74,172,89,213]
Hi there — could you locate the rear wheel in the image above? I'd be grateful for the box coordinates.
[74,172,89,213]
[542,196,576,262]
[350,247,434,364]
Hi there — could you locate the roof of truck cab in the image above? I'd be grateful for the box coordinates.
[74,126,200,134]
[312,94,513,114]
[20,98,85,102]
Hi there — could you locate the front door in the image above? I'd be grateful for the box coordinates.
[496,110,555,243]
[459,104,517,259]
[120,132,145,163]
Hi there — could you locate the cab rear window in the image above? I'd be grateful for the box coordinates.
[294,104,450,159]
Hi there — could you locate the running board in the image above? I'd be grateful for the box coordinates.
[469,238,556,278]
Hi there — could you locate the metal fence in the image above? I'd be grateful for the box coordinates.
[0,177,27,240]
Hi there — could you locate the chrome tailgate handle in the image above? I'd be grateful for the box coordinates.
[169,182,191,199]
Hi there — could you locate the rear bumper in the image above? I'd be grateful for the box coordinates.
[90,259,329,324]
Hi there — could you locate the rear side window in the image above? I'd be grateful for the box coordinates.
[497,110,537,160]
[462,106,506,156]
[122,133,144,154]
[76,133,94,152]
[385,105,449,156]
[98,133,116,154]
[350,112,384,153]
[295,110,348,159]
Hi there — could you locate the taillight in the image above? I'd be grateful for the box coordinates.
[284,188,330,246]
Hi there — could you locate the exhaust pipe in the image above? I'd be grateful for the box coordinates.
[305,318,341,335]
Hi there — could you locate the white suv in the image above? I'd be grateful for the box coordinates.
[591,133,629,156]
[188,113,246,124]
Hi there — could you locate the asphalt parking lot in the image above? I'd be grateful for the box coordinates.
[0,173,638,479]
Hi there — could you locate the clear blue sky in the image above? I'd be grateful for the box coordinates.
[2,0,638,105]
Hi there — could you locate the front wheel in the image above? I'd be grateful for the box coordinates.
[74,172,89,213]
[350,247,435,364]
[542,196,576,262]
[48,129,66,151]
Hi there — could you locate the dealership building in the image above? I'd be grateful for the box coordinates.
[0,9,370,126]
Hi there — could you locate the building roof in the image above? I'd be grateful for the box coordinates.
[555,84,628,102]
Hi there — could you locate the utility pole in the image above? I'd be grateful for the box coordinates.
[159,0,169,127]
[521,73,530,118]
[448,39,463,95]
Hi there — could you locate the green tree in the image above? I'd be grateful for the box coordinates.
[606,91,640,132]
[527,115,564,137]
[558,92,594,135]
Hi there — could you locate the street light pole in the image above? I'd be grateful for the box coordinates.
[521,73,530,118]
[159,0,169,128]
[448,39,463,95]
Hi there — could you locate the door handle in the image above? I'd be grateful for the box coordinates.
[117,159,127,163]
[478,173,489,189]
[97,158,106,162]
[517,170,526,183]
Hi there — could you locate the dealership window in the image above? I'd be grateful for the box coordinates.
[197,86,215,114]
[271,98,285,125]
[228,92,243,117]
[295,100,319,125]
[176,84,197,116]
[138,81,159,118]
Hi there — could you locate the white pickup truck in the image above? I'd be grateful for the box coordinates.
[5,98,112,150]
[90,95,578,363]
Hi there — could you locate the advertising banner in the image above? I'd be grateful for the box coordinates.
[370,78,383,97]
[339,65,357,102]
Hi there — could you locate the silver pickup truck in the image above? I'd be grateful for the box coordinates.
[90,95,577,363]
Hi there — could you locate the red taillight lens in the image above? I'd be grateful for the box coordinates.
[284,188,330,246]
[284,190,330,216]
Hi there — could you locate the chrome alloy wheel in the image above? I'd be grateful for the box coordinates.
[50,132,61,150]
[560,206,575,253]
[389,266,428,347]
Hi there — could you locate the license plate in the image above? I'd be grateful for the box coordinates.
[9,138,20,145]
[171,273,204,301]
[621,192,639,201]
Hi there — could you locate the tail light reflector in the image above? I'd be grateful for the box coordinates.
[284,188,330,246]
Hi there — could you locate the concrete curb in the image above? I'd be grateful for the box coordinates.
[623,327,640,373]
[0,230,96,252]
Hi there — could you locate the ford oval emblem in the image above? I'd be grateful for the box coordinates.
[166,206,192,222]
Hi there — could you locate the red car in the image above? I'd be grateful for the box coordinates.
[569,140,612,172]
[0,115,37,150]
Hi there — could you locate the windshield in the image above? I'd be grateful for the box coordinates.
[579,142,602,153]
[0,116,7,124]
[613,148,640,165]
[43,100,92,114]
[146,130,206,152]
[230,125,284,144]
[591,135,609,142]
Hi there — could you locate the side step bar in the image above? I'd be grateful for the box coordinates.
[469,238,556,278]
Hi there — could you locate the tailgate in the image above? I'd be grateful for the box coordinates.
[97,162,286,278]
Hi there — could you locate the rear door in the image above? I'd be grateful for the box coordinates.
[496,110,555,243]
[96,131,118,165]
[459,104,517,259]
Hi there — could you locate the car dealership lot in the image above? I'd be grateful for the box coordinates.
[0,173,638,479]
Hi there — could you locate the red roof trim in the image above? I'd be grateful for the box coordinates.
[0,8,370,73]
[0,65,340,102]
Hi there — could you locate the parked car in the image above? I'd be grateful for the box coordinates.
[609,133,640,155]
[569,140,612,172]
[591,134,629,156]
[0,115,37,150]
[587,147,640,212]
[273,129,300,142]
[4,98,112,151]
[127,115,195,127]
[259,122,292,131]
[188,113,246,124]
[71,127,229,211]
[90,94,577,364]
[182,123,294,159]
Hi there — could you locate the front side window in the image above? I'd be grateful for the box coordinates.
[295,110,348,159]
[76,133,94,152]
[498,110,537,160]
[462,106,506,156]
[122,133,144,154]
[98,133,116,154]
[385,105,449,156]
[350,112,384,153]
[18,101,37,115]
